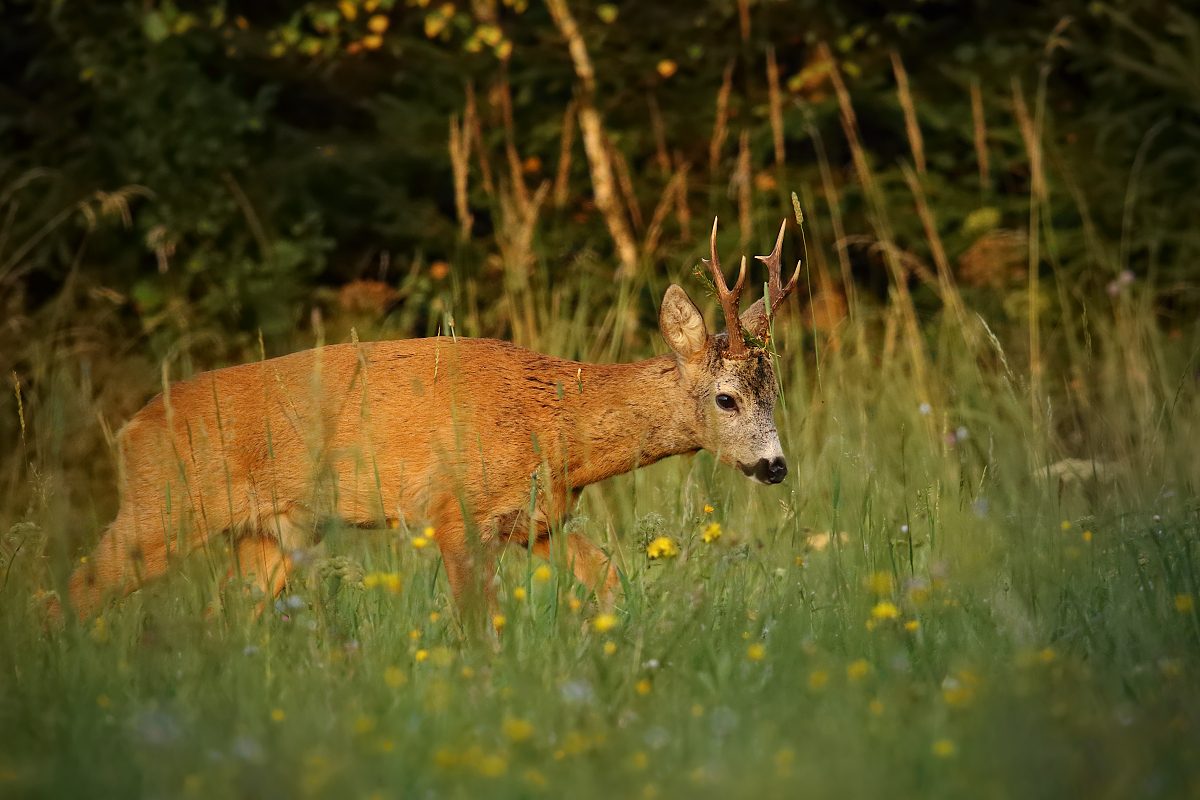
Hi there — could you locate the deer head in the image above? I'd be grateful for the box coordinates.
[659,218,801,484]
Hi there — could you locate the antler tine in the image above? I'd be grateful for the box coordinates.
[754,219,804,318]
[701,217,748,356]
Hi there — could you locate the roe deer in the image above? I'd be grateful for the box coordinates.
[59,219,801,622]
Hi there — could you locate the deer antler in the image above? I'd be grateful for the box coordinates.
[740,220,803,341]
[701,217,748,357]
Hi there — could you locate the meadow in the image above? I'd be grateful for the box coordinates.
[3,261,1199,798]
[3,3,1200,797]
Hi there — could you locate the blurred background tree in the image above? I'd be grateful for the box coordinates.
[1,0,1196,366]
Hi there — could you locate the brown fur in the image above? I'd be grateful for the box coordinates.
[57,282,788,623]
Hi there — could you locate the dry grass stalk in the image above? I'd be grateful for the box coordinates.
[737,129,752,249]
[465,83,494,197]
[802,113,856,320]
[607,135,643,231]
[890,52,925,175]
[709,61,735,176]
[766,47,785,169]
[798,182,846,338]
[448,113,474,241]
[498,72,530,215]
[553,100,577,208]
[647,93,671,175]
[545,0,638,278]
[737,0,751,42]
[673,152,691,242]
[643,168,687,259]
[1012,75,1044,424]
[497,180,550,345]
[822,42,929,394]
[970,77,989,193]
[900,163,971,333]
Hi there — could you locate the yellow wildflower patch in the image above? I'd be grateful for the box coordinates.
[512,587,526,601]
[847,659,869,681]
[604,641,617,655]
[502,717,534,741]
[702,523,721,543]
[871,601,900,620]
[646,537,678,559]
[593,613,618,633]
[747,643,766,661]
[534,565,552,582]
[636,679,651,695]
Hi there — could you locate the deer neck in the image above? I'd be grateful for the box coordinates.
[562,353,698,488]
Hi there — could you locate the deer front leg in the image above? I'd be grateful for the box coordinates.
[432,515,496,639]
[532,532,620,611]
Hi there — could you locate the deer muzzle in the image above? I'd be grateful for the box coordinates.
[740,456,788,485]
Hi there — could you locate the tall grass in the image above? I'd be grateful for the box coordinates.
[2,47,1200,800]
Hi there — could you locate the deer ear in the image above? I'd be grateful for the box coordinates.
[660,284,709,360]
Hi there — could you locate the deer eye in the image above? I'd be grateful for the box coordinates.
[715,393,738,412]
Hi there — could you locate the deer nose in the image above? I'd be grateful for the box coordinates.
[746,457,787,484]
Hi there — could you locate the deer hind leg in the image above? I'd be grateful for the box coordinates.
[532,532,620,611]
[66,502,203,620]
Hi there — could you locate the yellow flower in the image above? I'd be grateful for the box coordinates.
[384,667,407,688]
[1038,648,1055,662]
[412,536,428,549]
[96,695,113,709]
[492,614,506,630]
[271,709,285,722]
[808,670,829,690]
[569,597,582,612]
[433,749,458,768]
[410,629,421,641]
[1061,520,1072,530]
[1176,594,1194,613]
[593,613,617,633]
[866,572,893,594]
[338,0,357,20]
[525,769,547,786]
[747,643,766,661]
[355,715,374,733]
[534,565,552,582]
[416,649,429,662]
[656,59,678,78]
[362,34,383,49]
[363,573,380,589]
[380,739,394,752]
[871,601,900,620]
[563,732,589,753]
[703,504,714,514]
[367,14,389,33]
[632,751,648,769]
[430,612,439,622]
[502,717,534,741]
[932,739,955,757]
[461,666,475,678]
[636,679,651,695]
[604,641,617,655]
[646,536,678,559]
[383,573,401,593]
[702,523,721,543]
[513,587,527,601]
[1083,530,1093,543]
[905,620,920,631]
[847,659,869,681]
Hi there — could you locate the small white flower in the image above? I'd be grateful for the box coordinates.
[919,403,931,415]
